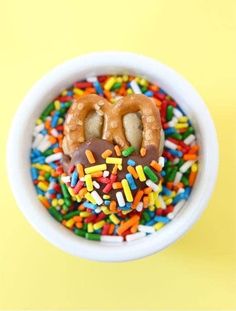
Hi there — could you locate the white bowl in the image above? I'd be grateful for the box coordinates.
[7,52,218,262]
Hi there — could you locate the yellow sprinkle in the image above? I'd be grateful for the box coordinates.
[118,164,122,170]
[58,118,63,125]
[154,222,164,231]
[104,77,116,91]
[85,192,96,204]
[84,174,93,192]
[75,195,82,202]
[123,75,129,82]
[148,192,155,205]
[32,164,52,172]
[101,206,111,215]
[87,223,94,233]
[103,195,110,200]
[136,165,146,182]
[106,157,122,165]
[80,211,91,218]
[127,88,133,94]
[121,179,133,202]
[52,199,58,207]
[178,116,188,123]
[67,187,75,197]
[54,100,61,110]
[175,123,189,129]
[85,164,107,174]
[170,191,176,198]
[139,78,147,86]
[149,205,155,212]
[36,119,43,125]
[121,210,132,215]
[65,218,75,229]
[109,214,120,225]
[73,88,84,95]
[164,198,173,206]
[93,220,105,230]
[154,192,160,208]
[191,163,198,172]
[38,176,45,181]
[116,77,123,83]
[58,199,64,205]
[61,90,67,96]
[38,181,48,192]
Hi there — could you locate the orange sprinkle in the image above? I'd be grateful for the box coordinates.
[149,84,159,92]
[189,145,199,154]
[174,182,184,191]
[108,223,115,235]
[140,147,147,157]
[53,147,62,153]
[91,171,103,178]
[49,136,57,144]
[112,165,118,175]
[78,204,85,211]
[101,149,112,159]
[153,98,162,108]
[73,216,82,222]
[130,223,138,233]
[112,182,122,189]
[78,188,87,197]
[76,163,84,178]
[189,171,197,187]
[38,196,50,208]
[143,187,152,194]
[132,190,144,209]
[114,145,121,156]
[127,166,138,179]
[166,182,174,190]
[85,149,96,164]
[44,119,51,130]
[109,201,117,212]
[104,90,111,100]
[84,87,96,95]
[118,84,126,96]
[62,220,67,226]
[150,160,162,172]
[117,215,140,235]
[143,196,149,208]
[74,94,83,100]
[75,222,83,229]
[183,154,197,161]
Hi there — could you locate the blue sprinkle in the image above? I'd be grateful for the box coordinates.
[31,167,38,180]
[57,193,62,199]
[127,159,136,166]
[162,186,172,196]
[172,192,187,205]
[67,91,73,96]
[48,189,56,194]
[161,170,166,177]
[36,187,44,195]
[49,177,56,182]
[84,201,97,209]
[33,149,42,157]
[148,211,155,218]
[145,219,156,226]
[154,216,170,224]
[51,111,60,127]
[159,88,166,95]
[144,90,154,97]
[71,170,78,187]
[49,162,57,169]
[51,143,59,149]
[167,148,183,158]
[126,173,137,190]
[104,200,111,206]
[93,81,103,95]
[32,156,45,164]
[184,187,191,197]
[164,127,176,136]
[40,129,48,135]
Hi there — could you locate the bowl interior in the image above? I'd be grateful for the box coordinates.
[7,52,218,261]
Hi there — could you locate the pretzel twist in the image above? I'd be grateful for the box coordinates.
[62,94,161,157]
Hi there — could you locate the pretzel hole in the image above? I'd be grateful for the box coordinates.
[85,111,103,140]
[123,113,143,150]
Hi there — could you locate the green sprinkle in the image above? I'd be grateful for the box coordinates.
[62,204,69,212]
[48,207,63,222]
[64,101,72,108]
[143,166,158,183]
[181,175,189,186]
[141,86,147,93]
[74,228,86,237]
[60,180,70,199]
[40,102,55,120]
[43,149,54,157]
[122,146,136,157]
[64,198,72,207]
[44,172,51,181]
[170,132,183,140]
[85,233,101,241]
[63,211,80,220]
[111,82,122,91]
[177,159,184,169]
[143,211,151,222]
[166,105,173,121]
[59,107,67,117]
[182,127,194,139]
[167,167,178,182]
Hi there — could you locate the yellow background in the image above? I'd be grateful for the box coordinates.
[0,0,235,309]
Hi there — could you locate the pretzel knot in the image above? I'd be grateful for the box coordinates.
[62,94,162,157]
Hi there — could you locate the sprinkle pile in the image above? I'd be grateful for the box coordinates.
[30,75,199,242]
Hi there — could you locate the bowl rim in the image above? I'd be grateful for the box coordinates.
[7,51,219,262]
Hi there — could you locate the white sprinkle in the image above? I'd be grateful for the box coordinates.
[61,175,71,183]
[93,181,100,189]
[86,76,97,82]
[179,160,195,173]
[101,235,124,243]
[33,124,44,135]
[32,133,44,148]
[95,207,101,214]
[136,202,143,212]
[184,134,196,145]
[45,152,62,163]
[138,225,155,234]
[173,171,183,185]
[50,128,59,137]
[168,117,178,127]
[116,191,125,207]
[177,188,185,195]
[103,170,110,177]
[37,135,51,152]
[173,108,183,118]
[164,140,178,150]
[158,195,166,210]
[80,177,85,182]
[126,232,146,242]
[167,200,186,219]
[173,158,180,165]
[130,79,142,94]
[146,179,159,192]
[91,190,103,205]
[158,156,165,168]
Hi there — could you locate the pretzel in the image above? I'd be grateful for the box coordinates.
[62,94,162,157]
